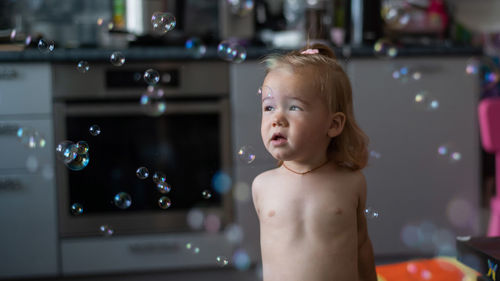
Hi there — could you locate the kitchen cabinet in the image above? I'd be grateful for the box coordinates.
[0,63,58,278]
[348,58,481,255]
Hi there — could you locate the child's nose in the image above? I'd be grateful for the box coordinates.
[272,113,288,127]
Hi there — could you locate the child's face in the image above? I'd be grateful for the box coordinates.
[260,67,334,162]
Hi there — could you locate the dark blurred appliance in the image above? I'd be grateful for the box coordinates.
[346,0,383,45]
[53,61,233,238]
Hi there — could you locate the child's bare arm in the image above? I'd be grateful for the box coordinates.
[357,174,377,281]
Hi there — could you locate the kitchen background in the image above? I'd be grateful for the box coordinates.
[0,0,498,280]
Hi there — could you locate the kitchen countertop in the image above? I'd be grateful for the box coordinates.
[0,44,483,63]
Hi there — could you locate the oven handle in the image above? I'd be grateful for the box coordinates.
[0,178,23,191]
[0,123,19,137]
[63,101,225,116]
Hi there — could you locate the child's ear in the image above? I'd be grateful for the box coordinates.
[328,112,346,138]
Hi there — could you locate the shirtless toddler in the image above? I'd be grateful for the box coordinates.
[252,44,377,281]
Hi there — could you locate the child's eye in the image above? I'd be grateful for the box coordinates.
[290,105,302,111]
[263,105,274,111]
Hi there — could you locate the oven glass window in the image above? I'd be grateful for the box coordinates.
[65,113,222,214]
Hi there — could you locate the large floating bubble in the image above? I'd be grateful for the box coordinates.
[151,12,176,33]
[89,124,101,136]
[158,196,172,209]
[136,166,149,179]
[144,69,160,86]
[237,145,256,164]
[110,51,126,66]
[217,41,247,63]
[114,192,132,209]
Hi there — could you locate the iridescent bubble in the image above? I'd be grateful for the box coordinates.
[158,196,172,209]
[232,44,247,63]
[412,71,422,80]
[185,37,207,58]
[65,152,90,171]
[237,145,256,164]
[151,12,176,33]
[202,189,212,199]
[136,166,149,179]
[217,41,247,63]
[216,256,230,267]
[25,35,32,46]
[185,242,193,250]
[153,171,166,183]
[99,225,114,236]
[212,171,232,194]
[140,87,167,116]
[437,145,448,156]
[10,29,16,41]
[17,127,46,149]
[157,181,171,194]
[414,90,439,111]
[75,141,89,154]
[110,51,125,66]
[373,39,398,58]
[450,152,462,163]
[227,0,254,16]
[381,5,411,28]
[232,248,251,271]
[56,141,78,163]
[77,61,90,73]
[97,18,114,30]
[114,192,132,209]
[364,207,379,219]
[369,150,382,159]
[465,58,479,75]
[257,85,273,98]
[144,69,160,86]
[71,203,84,216]
[193,247,200,254]
[37,39,55,53]
[89,125,101,136]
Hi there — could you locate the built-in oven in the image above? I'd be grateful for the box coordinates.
[52,61,234,273]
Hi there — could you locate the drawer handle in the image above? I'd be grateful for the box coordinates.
[0,123,19,136]
[0,178,23,190]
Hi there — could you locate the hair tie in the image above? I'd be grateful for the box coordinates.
[301,48,319,55]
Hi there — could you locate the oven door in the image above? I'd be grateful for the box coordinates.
[54,99,233,238]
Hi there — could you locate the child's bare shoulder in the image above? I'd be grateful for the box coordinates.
[252,167,280,191]
[326,164,366,193]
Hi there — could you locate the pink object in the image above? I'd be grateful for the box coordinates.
[301,49,319,55]
[478,97,500,236]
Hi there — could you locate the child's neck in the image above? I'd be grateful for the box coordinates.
[282,158,329,175]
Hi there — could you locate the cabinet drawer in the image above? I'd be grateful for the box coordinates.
[0,119,53,170]
[0,173,58,278]
[0,63,52,115]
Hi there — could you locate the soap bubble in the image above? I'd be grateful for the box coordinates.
[140,87,167,116]
[152,171,167,183]
[414,90,439,111]
[144,69,160,86]
[232,248,251,271]
[97,18,114,30]
[381,4,411,28]
[227,0,254,16]
[369,150,382,159]
[56,141,78,163]
[217,41,247,63]
[202,189,212,199]
[17,127,46,149]
[99,225,114,236]
[89,125,101,136]
[158,196,172,209]
[187,208,204,230]
[185,37,207,58]
[25,35,32,46]
[374,39,398,58]
[237,145,256,164]
[114,192,132,209]
[9,29,16,41]
[216,256,230,267]
[75,141,89,154]
[110,51,125,66]
[65,151,90,171]
[151,12,176,33]
[71,203,84,216]
[465,58,479,75]
[364,207,379,219]
[437,144,462,163]
[77,61,90,73]
[136,166,149,179]
[38,39,55,53]
[157,182,171,194]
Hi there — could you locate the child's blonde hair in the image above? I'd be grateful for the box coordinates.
[262,43,369,170]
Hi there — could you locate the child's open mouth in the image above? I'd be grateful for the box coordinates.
[271,133,287,146]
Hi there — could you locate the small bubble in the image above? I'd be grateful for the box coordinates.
[114,192,132,209]
[144,69,160,86]
[216,256,230,267]
[237,145,256,164]
[465,58,479,75]
[373,39,398,59]
[202,189,212,199]
[217,41,247,63]
[99,225,114,236]
[153,171,166,183]
[24,35,32,46]
[71,203,84,215]
[185,242,192,250]
[77,61,90,73]
[185,37,207,58]
[110,51,126,66]
[89,125,101,136]
[227,0,254,16]
[136,166,149,179]
[158,196,172,209]
[10,29,16,41]
[364,207,380,219]
[38,39,55,53]
[151,12,176,33]
[369,150,382,159]
[157,182,171,194]
[193,247,200,254]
